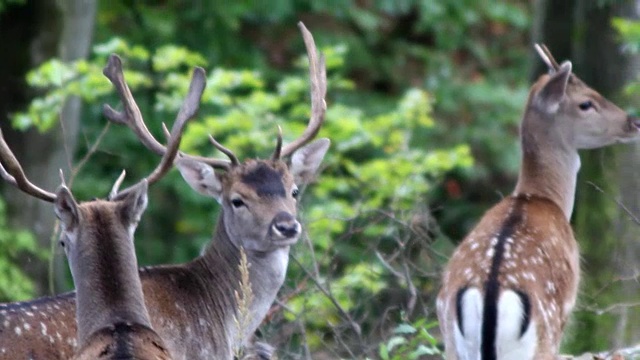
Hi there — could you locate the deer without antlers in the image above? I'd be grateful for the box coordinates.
[436,45,640,359]
[0,62,203,360]
[0,22,328,360]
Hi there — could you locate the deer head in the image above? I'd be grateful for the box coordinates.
[526,44,640,150]
[103,22,329,255]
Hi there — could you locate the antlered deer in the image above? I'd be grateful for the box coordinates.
[436,45,640,360]
[0,64,199,359]
[0,22,327,360]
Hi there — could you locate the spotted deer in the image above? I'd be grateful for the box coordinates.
[0,64,199,359]
[436,45,640,360]
[0,22,327,360]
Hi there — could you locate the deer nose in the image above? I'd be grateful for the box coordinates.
[271,211,300,239]
[629,115,640,130]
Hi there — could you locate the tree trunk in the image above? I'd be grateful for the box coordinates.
[609,0,640,348]
[0,0,96,296]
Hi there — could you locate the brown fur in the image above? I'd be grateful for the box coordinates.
[0,146,328,360]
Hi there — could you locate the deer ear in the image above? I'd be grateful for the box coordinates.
[536,61,572,113]
[118,180,148,223]
[290,138,330,184]
[54,186,79,230]
[176,158,223,202]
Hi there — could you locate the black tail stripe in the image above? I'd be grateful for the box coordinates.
[480,198,525,360]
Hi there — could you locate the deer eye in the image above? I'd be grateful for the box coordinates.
[230,198,245,208]
[292,188,300,199]
[579,100,594,111]
[59,240,66,248]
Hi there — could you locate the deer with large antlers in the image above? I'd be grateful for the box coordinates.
[436,45,640,359]
[0,64,200,360]
[0,22,327,360]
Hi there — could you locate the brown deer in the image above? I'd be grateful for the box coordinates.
[0,63,198,359]
[0,22,327,360]
[436,45,640,360]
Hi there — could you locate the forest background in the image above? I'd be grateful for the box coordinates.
[1,0,640,358]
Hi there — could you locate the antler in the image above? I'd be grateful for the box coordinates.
[278,22,327,159]
[0,128,57,202]
[102,55,234,170]
[534,43,560,72]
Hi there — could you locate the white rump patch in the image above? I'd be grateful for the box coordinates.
[453,287,483,360]
[496,290,537,360]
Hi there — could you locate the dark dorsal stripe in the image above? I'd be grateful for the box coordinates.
[91,207,128,305]
[480,196,525,360]
[241,163,286,197]
[112,322,134,358]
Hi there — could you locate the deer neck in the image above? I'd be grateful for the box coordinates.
[72,228,151,347]
[196,215,291,344]
[514,110,581,220]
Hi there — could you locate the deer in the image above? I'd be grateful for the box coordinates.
[0,22,328,360]
[0,62,200,359]
[436,45,640,360]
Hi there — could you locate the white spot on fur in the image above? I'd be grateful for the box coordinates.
[41,322,47,336]
[546,281,556,294]
[14,326,21,336]
[22,322,30,331]
[486,247,495,258]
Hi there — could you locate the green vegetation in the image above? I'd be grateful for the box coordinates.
[18,1,640,358]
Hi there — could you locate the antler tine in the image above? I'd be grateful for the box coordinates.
[280,22,327,158]
[144,67,207,184]
[108,170,127,200]
[208,135,238,167]
[541,44,560,70]
[534,43,560,72]
[102,54,166,156]
[271,125,283,161]
[116,66,208,198]
[0,128,57,202]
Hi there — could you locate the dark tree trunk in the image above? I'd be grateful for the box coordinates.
[0,0,96,296]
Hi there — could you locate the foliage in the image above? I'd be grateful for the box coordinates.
[377,319,442,360]
[7,0,534,357]
[0,198,46,302]
[0,0,24,13]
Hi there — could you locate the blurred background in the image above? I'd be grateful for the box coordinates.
[1,0,640,358]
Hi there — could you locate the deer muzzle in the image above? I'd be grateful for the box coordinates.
[270,211,301,240]
[629,115,640,131]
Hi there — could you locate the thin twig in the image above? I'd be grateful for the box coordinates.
[586,181,640,225]
[69,123,111,187]
[290,255,362,339]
